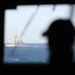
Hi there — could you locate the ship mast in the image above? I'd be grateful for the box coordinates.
[14,34,17,45]
[15,34,17,40]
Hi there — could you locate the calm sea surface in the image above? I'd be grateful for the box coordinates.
[3,43,75,64]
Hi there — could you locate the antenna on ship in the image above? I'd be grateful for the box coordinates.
[15,34,17,40]
[14,34,17,45]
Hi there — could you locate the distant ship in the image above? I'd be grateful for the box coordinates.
[5,35,30,47]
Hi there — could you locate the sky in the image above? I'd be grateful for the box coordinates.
[4,4,75,43]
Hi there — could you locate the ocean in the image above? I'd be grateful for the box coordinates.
[3,43,75,64]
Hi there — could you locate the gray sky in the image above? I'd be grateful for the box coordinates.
[4,4,75,43]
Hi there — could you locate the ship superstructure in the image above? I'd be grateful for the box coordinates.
[6,35,26,47]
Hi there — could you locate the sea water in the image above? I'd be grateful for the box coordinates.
[3,43,75,64]
[3,43,49,64]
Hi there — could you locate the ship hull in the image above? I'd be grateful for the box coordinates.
[5,44,31,47]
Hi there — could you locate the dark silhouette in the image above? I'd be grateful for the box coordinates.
[43,19,75,70]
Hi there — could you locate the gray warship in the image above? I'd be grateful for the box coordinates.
[5,35,30,47]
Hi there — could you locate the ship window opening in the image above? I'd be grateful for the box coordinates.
[3,4,75,64]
